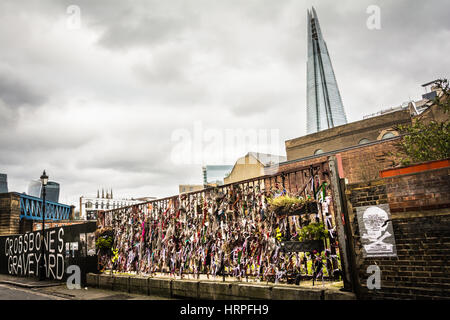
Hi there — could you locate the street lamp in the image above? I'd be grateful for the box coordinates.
[39,170,48,281]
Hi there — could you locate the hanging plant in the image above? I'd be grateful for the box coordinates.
[268,195,318,216]
[95,227,114,255]
[297,223,328,242]
[290,198,318,215]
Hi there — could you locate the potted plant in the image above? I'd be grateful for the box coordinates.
[290,198,318,215]
[95,227,114,256]
[281,223,327,253]
[268,195,318,216]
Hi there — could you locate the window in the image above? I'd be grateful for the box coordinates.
[85,201,93,209]
[314,149,324,155]
[95,202,99,209]
[381,132,396,140]
[358,138,370,145]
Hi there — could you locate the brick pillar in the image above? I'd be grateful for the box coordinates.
[0,193,21,236]
[70,205,76,220]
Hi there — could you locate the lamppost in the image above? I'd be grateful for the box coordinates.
[39,170,48,281]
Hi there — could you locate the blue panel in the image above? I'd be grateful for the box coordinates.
[19,194,71,221]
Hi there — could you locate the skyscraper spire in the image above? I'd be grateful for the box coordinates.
[306,7,347,134]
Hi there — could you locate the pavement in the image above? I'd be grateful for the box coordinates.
[104,271,345,290]
[0,274,172,300]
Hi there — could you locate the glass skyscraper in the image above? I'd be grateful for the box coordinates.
[0,174,7,193]
[27,180,60,203]
[306,7,347,134]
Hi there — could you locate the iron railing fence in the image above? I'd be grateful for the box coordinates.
[97,161,342,284]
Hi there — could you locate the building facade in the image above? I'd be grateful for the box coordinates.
[0,174,7,194]
[224,152,287,184]
[202,165,233,185]
[179,184,204,194]
[306,7,347,134]
[27,180,60,203]
[286,82,441,161]
[79,189,144,220]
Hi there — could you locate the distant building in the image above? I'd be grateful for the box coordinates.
[79,189,146,220]
[27,180,41,198]
[27,180,60,202]
[202,165,233,186]
[179,184,204,194]
[306,7,347,134]
[135,196,157,202]
[0,174,7,194]
[224,152,287,184]
[286,82,443,161]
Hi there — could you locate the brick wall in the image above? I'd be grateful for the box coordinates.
[268,139,400,185]
[345,167,450,299]
[338,139,399,183]
[32,220,86,231]
[285,109,411,160]
[386,167,450,214]
[0,193,21,236]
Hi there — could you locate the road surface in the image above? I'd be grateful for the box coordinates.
[0,283,172,300]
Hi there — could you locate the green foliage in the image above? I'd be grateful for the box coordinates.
[395,121,450,166]
[268,195,315,215]
[434,79,450,113]
[96,236,113,252]
[268,195,303,208]
[95,227,115,255]
[298,223,328,242]
[393,79,450,166]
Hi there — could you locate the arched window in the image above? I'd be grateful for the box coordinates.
[106,203,110,209]
[358,138,370,145]
[85,201,93,209]
[381,132,396,140]
[95,202,99,209]
[314,149,324,155]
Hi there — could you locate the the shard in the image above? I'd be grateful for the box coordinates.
[306,7,347,134]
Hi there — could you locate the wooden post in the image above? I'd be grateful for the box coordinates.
[339,177,363,298]
[328,156,352,291]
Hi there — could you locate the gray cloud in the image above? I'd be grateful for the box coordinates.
[0,68,46,108]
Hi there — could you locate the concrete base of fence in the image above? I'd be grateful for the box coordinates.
[87,273,356,300]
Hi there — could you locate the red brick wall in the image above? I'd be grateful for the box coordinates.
[386,167,450,214]
[346,167,450,299]
[32,220,86,231]
[270,139,400,184]
[338,139,399,183]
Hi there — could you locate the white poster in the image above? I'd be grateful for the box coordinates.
[356,204,397,257]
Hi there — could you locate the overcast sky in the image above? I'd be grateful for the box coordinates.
[1,0,449,209]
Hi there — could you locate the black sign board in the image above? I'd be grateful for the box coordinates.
[0,222,97,284]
